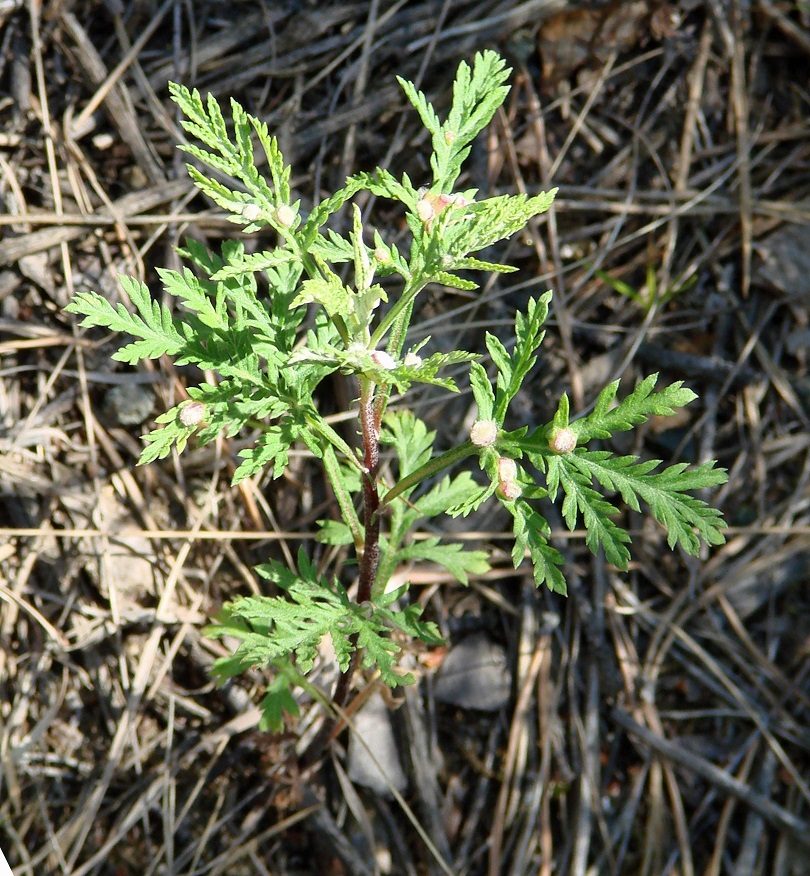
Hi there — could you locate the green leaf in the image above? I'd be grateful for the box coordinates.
[413,470,483,518]
[470,361,496,421]
[446,481,497,518]
[446,192,557,257]
[568,451,728,555]
[316,519,356,546]
[210,248,297,280]
[399,50,513,191]
[382,411,434,481]
[545,453,632,569]
[232,421,302,483]
[138,408,200,464]
[509,501,567,594]
[300,176,365,244]
[348,168,419,211]
[571,373,698,443]
[65,277,186,364]
[156,267,225,330]
[395,538,489,585]
[206,550,436,697]
[485,293,551,422]
[257,669,301,733]
[322,445,363,548]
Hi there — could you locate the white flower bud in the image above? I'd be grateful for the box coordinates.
[374,246,390,263]
[416,198,435,223]
[404,352,423,368]
[275,204,296,227]
[497,479,523,501]
[241,203,262,222]
[470,419,498,447]
[179,401,205,427]
[370,350,397,370]
[497,457,518,482]
[549,427,577,454]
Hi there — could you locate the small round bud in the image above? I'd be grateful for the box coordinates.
[444,130,457,144]
[374,246,390,263]
[179,401,205,427]
[470,419,498,447]
[275,204,296,227]
[416,198,435,223]
[497,479,523,501]
[404,352,422,368]
[241,203,262,222]
[497,457,518,482]
[549,427,577,454]
[370,350,397,370]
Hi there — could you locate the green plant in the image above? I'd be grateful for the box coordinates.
[66,51,727,733]
[595,262,697,312]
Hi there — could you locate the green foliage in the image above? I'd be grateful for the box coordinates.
[66,51,727,732]
[207,550,442,732]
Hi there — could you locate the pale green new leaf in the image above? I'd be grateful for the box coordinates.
[451,255,518,274]
[431,270,479,291]
[447,192,557,257]
[292,273,353,321]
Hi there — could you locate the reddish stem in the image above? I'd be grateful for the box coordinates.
[305,381,382,759]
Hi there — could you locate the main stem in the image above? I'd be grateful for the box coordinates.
[330,378,381,712]
[302,379,382,765]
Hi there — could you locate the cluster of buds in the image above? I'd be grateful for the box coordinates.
[240,201,298,229]
[415,190,471,232]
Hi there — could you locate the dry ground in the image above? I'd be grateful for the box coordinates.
[1,1,810,874]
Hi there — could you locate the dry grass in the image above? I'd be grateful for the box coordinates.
[1,1,809,873]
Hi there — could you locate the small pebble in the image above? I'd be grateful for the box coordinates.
[103,383,154,425]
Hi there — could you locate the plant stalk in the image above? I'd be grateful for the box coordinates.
[329,379,381,714]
